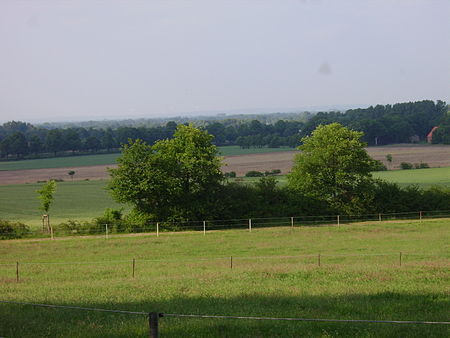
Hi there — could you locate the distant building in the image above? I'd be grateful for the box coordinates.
[427,126,439,143]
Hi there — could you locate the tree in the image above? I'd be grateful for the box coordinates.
[108,124,224,221]
[386,154,393,169]
[68,170,76,181]
[288,123,376,213]
[36,180,57,232]
[45,129,63,156]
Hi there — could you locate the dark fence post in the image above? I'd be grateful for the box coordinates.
[16,261,19,282]
[132,258,135,278]
[149,312,160,338]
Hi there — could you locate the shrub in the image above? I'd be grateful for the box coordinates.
[0,220,30,240]
[400,162,413,170]
[415,162,429,169]
[224,171,236,178]
[372,160,387,171]
[245,170,264,177]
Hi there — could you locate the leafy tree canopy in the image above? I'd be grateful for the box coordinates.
[108,124,224,221]
[37,180,57,214]
[288,123,376,214]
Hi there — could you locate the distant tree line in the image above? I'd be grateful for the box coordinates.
[0,100,448,160]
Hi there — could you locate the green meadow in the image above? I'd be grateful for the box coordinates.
[0,221,449,337]
[1,166,450,228]
[0,180,124,227]
[373,167,450,188]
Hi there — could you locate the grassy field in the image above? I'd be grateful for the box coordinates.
[0,180,124,227]
[0,146,295,172]
[0,220,449,337]
[1,166,450,228]
[233,167,450,188]
[373,167,450,188]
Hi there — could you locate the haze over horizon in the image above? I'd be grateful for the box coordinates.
[1,0,449,123]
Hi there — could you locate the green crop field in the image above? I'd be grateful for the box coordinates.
[373,167,450,188]
[0,221,449,337]
[0,180,124,227]
[0,147,295,172]
[0,153,121,171]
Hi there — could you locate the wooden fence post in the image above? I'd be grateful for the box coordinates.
[105,224,109,239]
[291,217,294,228]
[156,223,159,237]
[249,219,252,232]
[419,211,423,221]
[203,221,206,236]
[337,215,340,226]
[379,213,382,222]
[149,312,159,338]
[399,252,402,267]
[230,256,233,269]
[132,258,135,278]
[16,261,19,282]
[318,254,321,267]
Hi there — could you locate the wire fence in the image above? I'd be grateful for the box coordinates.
[1,251,447,283]
[2,209,450,241]
[1,300,449,337]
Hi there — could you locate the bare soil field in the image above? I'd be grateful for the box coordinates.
[1,144,450,185]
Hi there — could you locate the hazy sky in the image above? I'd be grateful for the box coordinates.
[1,0,449,123]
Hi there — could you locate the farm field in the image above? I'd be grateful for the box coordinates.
[0,180,124,227]
[0,146,295,172]
[2,144,450,185]
[1,221,449,337]
[2,165,450,228]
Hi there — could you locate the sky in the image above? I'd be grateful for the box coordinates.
[0,0,449,123]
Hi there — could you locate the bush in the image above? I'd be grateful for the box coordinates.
[400,162,413,170]
[224,171,236,178]
[415,162,429,169]
[245,170,264,177]
[372,160,387,171]
[0,220,30,239]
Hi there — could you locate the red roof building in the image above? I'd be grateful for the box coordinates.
[427,126,439,143]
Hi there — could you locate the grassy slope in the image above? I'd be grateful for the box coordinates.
[0,146,295,171]
[0,180,125,227]
[0,221,449,337]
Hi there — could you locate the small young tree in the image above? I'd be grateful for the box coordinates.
[386,154,393,169]
[68,170,76,181]
[37,180,57,233]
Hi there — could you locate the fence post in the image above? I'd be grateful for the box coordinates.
[50,226,54,240]
[318,254,321,267]
[149,312,160,338]
[105,224,109,239]
[16,261,19,282]
[399,252,402,267]
[249,219,252,232]
[230,256,233,269]
[156,223,159,237]
[132,258,135,278]
[203,221,206,236]
[419,211,423,221]
[379,213,382,222]
[337,215,340,226]
[291,217,294,228]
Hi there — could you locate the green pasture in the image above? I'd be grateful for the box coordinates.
[373,167,450,188]
[0,146,295,172]
[0,180,125,227]
[0,221,449,337]
[233,167,450,188]
[0,153,120,171]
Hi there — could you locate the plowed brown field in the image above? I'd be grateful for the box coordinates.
[1,145,450,185]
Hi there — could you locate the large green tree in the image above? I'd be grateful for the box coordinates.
[108,124,224,221]
[288,123,376,213]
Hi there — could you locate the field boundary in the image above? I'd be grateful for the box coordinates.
[2,300,449,338]
[2,209,450,241]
